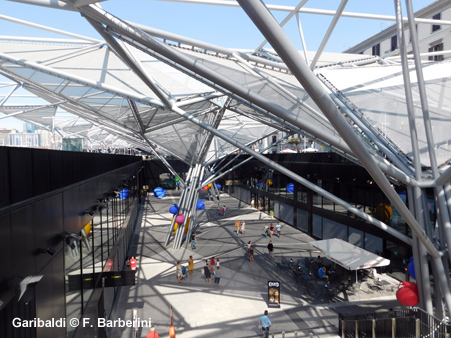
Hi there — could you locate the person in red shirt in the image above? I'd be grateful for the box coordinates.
[210,257,216,267]
[130,256,137,271]
[146,326,159,338]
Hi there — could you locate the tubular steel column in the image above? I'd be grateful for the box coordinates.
[172,165,198,249]
[394,0,433,314]
[173,164,203,249]
[309,0,348,69]
[185,169,205,249]
[407,187,430,313]
[164,166,193,246]
[405,0,451,269]
[179,164,204,249]
[395,0,451,316]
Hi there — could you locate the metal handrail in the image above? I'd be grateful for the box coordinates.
[339,307,451,338]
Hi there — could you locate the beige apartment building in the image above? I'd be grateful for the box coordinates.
[345,0,451,61]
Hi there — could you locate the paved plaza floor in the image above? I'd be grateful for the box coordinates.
[109,191,401,338]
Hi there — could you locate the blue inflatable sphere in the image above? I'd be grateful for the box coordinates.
[196,200,205,210]
[119,188,129,199]
[408,257,416,279]
[216,184,221,189]
[153,187,166,198]
[257,182,262,188]
[286,183,294,193]
[169,204,179,214]
[212,170,215,174]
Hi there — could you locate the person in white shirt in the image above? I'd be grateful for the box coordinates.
[275,222,281,237]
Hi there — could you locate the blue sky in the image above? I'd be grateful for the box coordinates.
[0,0,437,130]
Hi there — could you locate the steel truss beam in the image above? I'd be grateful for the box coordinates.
[88,8,421,188]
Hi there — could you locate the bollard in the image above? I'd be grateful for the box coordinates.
[372,319,376,338]
[341,319,345,338]
[282,331,285,338]
[294,331,298,338]
[415,318,420,338]
[355,320,359,338]
[271,333,274,338]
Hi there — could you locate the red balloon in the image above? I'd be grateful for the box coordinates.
[204,186,209,190]
[401,281,418,293]
[396,285,419,306]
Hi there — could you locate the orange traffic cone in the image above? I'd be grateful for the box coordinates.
[169,306,176,338]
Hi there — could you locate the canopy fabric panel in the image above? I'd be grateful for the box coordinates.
[320,62,451,168]
[309,238,390,270]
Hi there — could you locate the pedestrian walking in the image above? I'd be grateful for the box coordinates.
[269,224,274,238]
[275,222,281,237]
[259,310,272,338]
[235,220,241,235]
[248,245,254,263]
[267,241,274,259]
[210,257,216,267]
[262,224,269,238]
[130,256,137,271]
[188,256,194,277]
[204,261,212,284]
[176,261,183,283]
[241,221,246,235]
[216,258,220,268]
[146,325,160,338]
[217,203,221,215]
[213,267,222,288]
[222,205,226,216]
[191,233,197,249]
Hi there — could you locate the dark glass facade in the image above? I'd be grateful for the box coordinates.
[0,147,142,338]
[222,153,420,280]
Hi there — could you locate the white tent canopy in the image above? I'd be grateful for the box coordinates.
[309,238,390,271]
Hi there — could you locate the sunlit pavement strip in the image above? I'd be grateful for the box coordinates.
[109,192,398,338]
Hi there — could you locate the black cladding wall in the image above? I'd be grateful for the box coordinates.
[0,146,142,338]
[0,146,141,208]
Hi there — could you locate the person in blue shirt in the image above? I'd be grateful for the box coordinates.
[318,266,329,282]
[259,310,272,337]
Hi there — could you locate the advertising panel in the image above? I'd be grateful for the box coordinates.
[268,281,280,308]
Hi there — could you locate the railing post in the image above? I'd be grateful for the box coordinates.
[415,318,420,338]
[355,320,359,338]
[341,319,345,338]
[392,318,396,338]
[372,319,376,338]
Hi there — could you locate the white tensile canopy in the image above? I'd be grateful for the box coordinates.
[309,238,390,282]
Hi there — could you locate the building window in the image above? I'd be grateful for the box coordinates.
[372,43,380,56]
[428,43,444,61]
[391,35,398,52]
[432,13,441,32]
